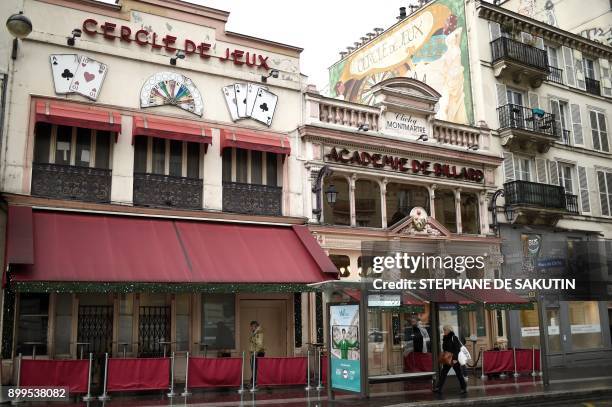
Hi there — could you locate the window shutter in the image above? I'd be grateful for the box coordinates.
[546,47,558,68]
[574,49,586,90]
[590,110,601,150]
[535,158,548,183]
[503,152,515,182]
[577,166,590,213]
[489,21,501,41]
[534,36,544,50]
[597,112,609,152]
[599,58,612,97]
[570,104,583,145]
[548,160,559,185]
[562,46,576,87]
[597,170,609,216]
[528,92,539,108]
[496,83,507,107]
[549,99,562,139]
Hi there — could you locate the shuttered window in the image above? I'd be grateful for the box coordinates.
[570,104,584,145]
[496,83,507,107]
[489,21,501,41]
[600,58,612,97]
[574,49,586,90]
[503,152,515,182]
[577,166,590,213]
[597,170,612,217]
[590,110,609,152]
[562,46,576,87]
[535,158,548,184]
[548,160,559,185]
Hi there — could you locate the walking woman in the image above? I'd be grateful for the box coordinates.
[433,325,467,394]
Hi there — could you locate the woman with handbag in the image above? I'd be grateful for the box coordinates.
[433,325,467,394]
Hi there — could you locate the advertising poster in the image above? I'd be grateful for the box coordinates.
[328,0,473,124]
[329,304,360,393]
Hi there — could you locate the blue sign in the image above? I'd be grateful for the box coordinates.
[329,304,361,393]
[331,358,361,392]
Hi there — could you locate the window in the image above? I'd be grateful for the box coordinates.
[434,189,456,233]
[584,58,596,80]
[569,301,603,350]
[519,308,540,349]
[506,88,524,106]
[222,148,279,186]
[597,169,612,216]
[460,192,480,234]
[496,309,505,338]
[515,156,532,181]
[33,124,112,168]
[201,294,235,350]
[590,110,609,152]
[354,179,381,228]
[133,136,202,178]
[323,176,350,226]
[54,294,72,355]
[175,294,190,352]
[546,46,559,68]
[386,183,429,227]
[17,293,49,356]
[546,308,562,352]
[559,164,574,194]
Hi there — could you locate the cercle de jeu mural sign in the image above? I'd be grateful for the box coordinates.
[82,19,271,70]
[328,0,473,125]
[324,147,484,183]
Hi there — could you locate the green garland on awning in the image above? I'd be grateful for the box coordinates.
[368,305,425,313]
[10,281,322,294]
[485,302,534,311]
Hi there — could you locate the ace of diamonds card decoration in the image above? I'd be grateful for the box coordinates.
[222,82,278,126]
[49,54,108,100]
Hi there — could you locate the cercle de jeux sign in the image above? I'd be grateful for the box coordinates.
[324,147,484,183]
[82,19,271,70]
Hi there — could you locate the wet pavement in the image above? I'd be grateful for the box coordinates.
[13,366,612,406]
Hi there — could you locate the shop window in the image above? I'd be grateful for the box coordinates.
[118,294,134,355]
[386,183,429,227]
[368,310,384,343]
[519,308,540,349]
[54,294,72,356]
[569,301,602,350]
[496,309,505,338]
[222,147,279,186]
[323,176,350,226]
[460,193,480,234]
[547,308,562,352]
[17,293,49,356]
[355,179,381,228]
[330,255,350,278]
[202,294,235,351]
[33,123,111,168]
[133,136,202,178]
[434,189,457,233]
[476,304,486,337]
[175,294,190,352]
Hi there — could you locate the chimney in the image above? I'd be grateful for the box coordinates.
[398,6,407,20]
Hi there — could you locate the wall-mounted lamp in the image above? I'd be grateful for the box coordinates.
[504,204,515,223]
[312,165,334,222]
[489,188,515,233]
[67,28,81,46]
[357,123,369,131]
[467,144,479,151]
[261,68,279,83]
[170,50,185,66]
[416,134,428,141]
[6,11,33,60]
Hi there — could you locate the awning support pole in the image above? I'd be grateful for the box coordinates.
[181,352,191,396]
[167,352,176,398]
[249,353,258,392]
[82,353,95,402]
[10,354,22,405]
[359,284,369,398]
[531,345,537,377]
[316,347,324,390]
[513,348,519,377]
[305,347,313,390]
[481,349,487,380]
[237,351,246,394]
[98,352,110,401]
[536,295,549,386]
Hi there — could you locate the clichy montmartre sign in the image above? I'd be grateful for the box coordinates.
[384,111,428,138]
[325,146,485,183]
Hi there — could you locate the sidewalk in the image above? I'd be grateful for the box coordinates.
[21,366,612,406]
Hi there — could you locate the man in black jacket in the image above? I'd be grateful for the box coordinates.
[433,325,467,394]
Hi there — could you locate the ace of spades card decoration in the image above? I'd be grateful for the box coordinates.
[222,82,277,127]
[49,54,108,100]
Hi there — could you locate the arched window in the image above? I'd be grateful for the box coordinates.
[355,179,382,228]
[386,183,430,227]
[461,193,480,234]
[434,189,457,233]
[323,176,350,225]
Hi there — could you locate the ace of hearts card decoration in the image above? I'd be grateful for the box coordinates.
[49,54,108,100]
[222,82,278,127]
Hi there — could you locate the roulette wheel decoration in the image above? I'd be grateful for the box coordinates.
[140,72,203,116]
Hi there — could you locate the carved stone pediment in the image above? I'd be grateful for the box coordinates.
[388,207,451,238]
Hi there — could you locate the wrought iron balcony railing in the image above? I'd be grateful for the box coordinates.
[504,180,578,214]
[491,37,549,72]
[497,104,558,138]
[31,163,112,203]
[585,77,601,96]
[133,172,203,209]
[222,182,282,216]
[546,66,564,85]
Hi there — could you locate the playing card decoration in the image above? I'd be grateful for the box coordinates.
[49,54,108,100]
[140,72,203,117]
[222,82,278,126]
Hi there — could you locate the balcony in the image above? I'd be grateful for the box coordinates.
[222,182,282,216]
[585,77,601,96]
[546,66,564,85]
[31,163,111,203]
[504,180,578,225]
[133,172,202,209]
[491,37,549,87]
[497,104,558,153]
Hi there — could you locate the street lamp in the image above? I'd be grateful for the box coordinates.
[6,11,33,60]
[504,204,515,222]
[325,184,338,206]
[312,165,334,222]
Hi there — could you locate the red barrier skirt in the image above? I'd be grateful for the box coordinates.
[257,357,307,386]
[515,349,541,373]
[483,350,514,374]
[188,357,242,388]
[404,352,433,372]
[20,359,89,393]
[321,356,328,384]
[106,358,170,392]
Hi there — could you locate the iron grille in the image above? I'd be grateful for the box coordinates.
[490,37,549,71]
[77,305,113,356]
[497,104,558,138]
[546,66,564,84]
[138,306,170,357]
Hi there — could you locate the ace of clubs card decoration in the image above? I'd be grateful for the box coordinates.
[251,88,278,126]
[69,56,108,100]
[49,54,79,94]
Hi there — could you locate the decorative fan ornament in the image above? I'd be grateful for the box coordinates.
[140,72,203,116]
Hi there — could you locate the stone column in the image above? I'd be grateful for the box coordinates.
[428,184,437,218]
[380,178,388,229]
[349,174,357,227]
[479,191,490,235]
[454,189,462,234]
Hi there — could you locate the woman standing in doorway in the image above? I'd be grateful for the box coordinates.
[433,325,467,394]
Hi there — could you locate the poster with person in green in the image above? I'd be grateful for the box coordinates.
[333,328,359,359]
[330,304,361,393]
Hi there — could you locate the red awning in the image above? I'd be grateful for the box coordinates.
[7,206,34,265]
[403,292,425,306]
[220,129,290,155]
[11,211,336,284]
[461,289,529,305]
[132,115,212,145]
[35,101,121,134]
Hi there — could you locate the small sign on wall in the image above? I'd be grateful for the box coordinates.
[383,111,428,139]
[50,54,108,100]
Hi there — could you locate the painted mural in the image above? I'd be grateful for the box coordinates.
[328,0,473,125]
